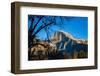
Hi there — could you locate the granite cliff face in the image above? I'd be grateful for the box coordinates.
[50,30,88,59]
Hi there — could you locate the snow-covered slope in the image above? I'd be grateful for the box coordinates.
[52,30,87,44]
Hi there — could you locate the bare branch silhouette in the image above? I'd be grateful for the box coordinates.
[28,15,72,48]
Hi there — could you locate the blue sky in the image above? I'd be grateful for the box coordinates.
[28,15,88,40]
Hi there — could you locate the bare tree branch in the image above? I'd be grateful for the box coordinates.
[29,17,34,32]
[32,21,54,38]
[32,16,44,33]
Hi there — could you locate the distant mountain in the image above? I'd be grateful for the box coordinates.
[50,30,88,58]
